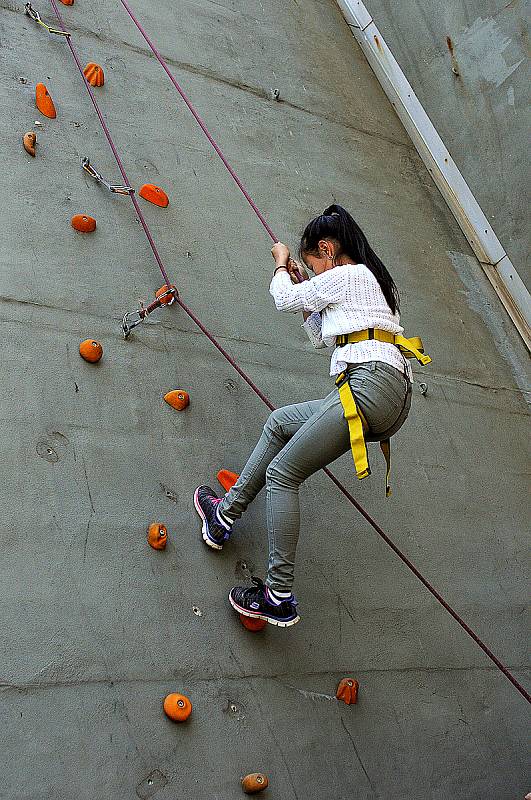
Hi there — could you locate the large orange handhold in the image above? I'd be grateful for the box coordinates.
[83,63,104,87]
[217,469,239,492]
[35,83,56,119]
[155,284,177,305]
[241,773,269,794]
[164,390,189,411]
[163,693,192,722]
[336,677,359,705]
[239,614,267,632]
[23,132,37,157]
[148,522,167,550]
[79,339,103,363]
[139,184,169,208]
[71,214,96,233]
[59,0,74,5]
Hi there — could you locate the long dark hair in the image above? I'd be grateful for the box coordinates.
[300,204,400,315]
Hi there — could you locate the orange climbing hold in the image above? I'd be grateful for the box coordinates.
[164,390,189,411]
[35,83,56,119]
[71,214,96,233]
[163,693,192,722]
[79,339,103,363]
[139,184,169,208]
[59,0,74,5]
[23,132,37,157]
[239,614,266,632]
[336,677,359,705]
[148,523,167,550]
[83,63,104,87]
[241,773,269,794]
[148,522,168,550]
[155,284,177,305]
[217,470,239,492]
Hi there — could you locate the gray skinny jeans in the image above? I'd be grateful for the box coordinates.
[219,361,412,592]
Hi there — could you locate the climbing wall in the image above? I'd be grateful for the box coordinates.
[1,1,529,799]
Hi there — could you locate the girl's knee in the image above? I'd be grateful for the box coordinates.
[264,408,283,438]
[266,458,302,489]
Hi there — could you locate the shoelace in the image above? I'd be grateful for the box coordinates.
[244,577,296,606]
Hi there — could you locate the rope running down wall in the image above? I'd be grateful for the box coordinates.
[46,0,530,704]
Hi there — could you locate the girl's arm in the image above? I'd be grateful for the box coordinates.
[270,267,348,313]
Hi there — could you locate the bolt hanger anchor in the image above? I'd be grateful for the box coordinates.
[82,157,133,195]
[25,4,71,36]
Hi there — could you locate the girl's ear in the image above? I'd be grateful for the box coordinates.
[317,239,330,257]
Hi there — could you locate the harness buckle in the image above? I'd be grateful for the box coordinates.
[25,3,71,36]
[82,157,134,195]
[334,370,350,390]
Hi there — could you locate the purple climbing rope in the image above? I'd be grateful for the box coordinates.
[119,0,278,244]
[48,0,172,288]
[46,0,530,704]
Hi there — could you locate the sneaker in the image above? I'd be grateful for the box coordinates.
[193,485,233,550]
[229,577,300,627]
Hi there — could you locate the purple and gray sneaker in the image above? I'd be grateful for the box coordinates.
[229,577,300,627]
[193,485,233,550]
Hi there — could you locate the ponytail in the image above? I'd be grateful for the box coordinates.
[300,204,400,315]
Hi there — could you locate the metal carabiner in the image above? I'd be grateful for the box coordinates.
[24,3,71,37]
[82,157,133,196]
[121,286,178,339]
[121,307,146,339]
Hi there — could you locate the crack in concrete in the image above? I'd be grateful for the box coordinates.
[250,676,301,800]
[1,297,526,396]
[1,663,527,693]
[340,717,378,796]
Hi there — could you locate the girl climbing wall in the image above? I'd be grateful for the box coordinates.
[194,205,414,627]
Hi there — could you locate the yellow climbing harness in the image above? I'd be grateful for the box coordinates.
[335,329,431,496]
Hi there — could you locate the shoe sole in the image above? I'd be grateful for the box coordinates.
[228,592,300,628]
[193,487,223,551]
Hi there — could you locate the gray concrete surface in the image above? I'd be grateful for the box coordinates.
[1,1,530,799]
[363,0,530,285]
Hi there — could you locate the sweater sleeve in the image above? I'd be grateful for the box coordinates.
[269,268,348,313]
[301,311,327,349]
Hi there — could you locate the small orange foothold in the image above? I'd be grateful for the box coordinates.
[83,62,104,87]
[241,773,269,794]
[148,522,167,550]
[155,284,177,305]
[163,693,192,722]
[217,469,240,492]
[164,390,189,411]
[139,184,169,208]
[59,0,74,5]
[336,677,359,705]
[71,214,96,233]
[23,132,37,157]
[239,614,267,632]
[79,339,103,363]
[36,83,56,119]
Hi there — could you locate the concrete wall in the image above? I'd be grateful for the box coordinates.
[363,0,530,286]
[0,1,529,799]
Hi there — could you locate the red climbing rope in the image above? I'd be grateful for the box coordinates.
[46,0,529,704]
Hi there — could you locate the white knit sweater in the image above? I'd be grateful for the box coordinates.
[269,263,412,379]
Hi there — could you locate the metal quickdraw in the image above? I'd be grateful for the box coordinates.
[25,3,70,36]
[82,157,133,195]
[122,285,178,339]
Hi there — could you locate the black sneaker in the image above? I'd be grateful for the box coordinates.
[193,485,233,550]
[229,577,300,627]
